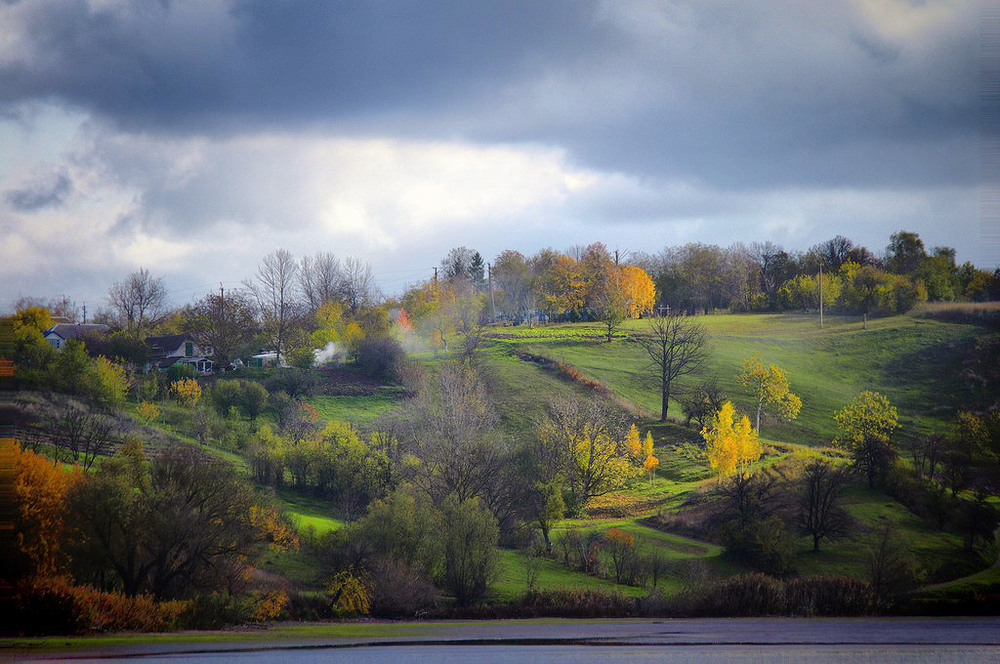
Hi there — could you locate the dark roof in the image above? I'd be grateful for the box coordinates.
[145,334,194,358]
[46,323,110,340]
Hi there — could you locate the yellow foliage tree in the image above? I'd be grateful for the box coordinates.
[626,424,643,458]
[170,378,201,407]
[620,265,657,318]
[736,354,802,436]
[537,254,586,314]
[642,432,658,483]
[12,306,54,337]
[135,401,161,423]
[326,570,371,615]
[94,356,129,411]
[703,401,761,480]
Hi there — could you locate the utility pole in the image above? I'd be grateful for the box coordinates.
[433,267,438,283]
[819,262,824,329]
[82,303,87,323]
[488,262,497,323]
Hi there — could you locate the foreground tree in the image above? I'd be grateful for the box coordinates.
[69,442,293,598]
[835,391,899,488]
[736,354,802,436]
[439,494,500,606]
[106,268,166,333]
[796,459,853,552]
[703,401,761,480]
[537,396,642,513]
[636,314,708,422]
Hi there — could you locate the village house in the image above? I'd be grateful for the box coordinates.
[44,323,111,350]
[145,334,214,374]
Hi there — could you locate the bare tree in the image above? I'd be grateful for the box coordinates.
[636,314,708,422]
[796,459,853,552]
[397,362,512,513]
[49,401,121,470]
[298,252,344,312]
[106,268,166,332]
[243,249,299,365]
[341,256,380,314]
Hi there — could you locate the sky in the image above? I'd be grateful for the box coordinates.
[0,0,992,311]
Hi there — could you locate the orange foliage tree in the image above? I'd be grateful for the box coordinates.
[4,439,81,579]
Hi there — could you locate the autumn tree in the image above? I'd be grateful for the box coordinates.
[641,431,658,484]
[537,396,642,512]
[835,390,899,488]
[6,440,81,580]
[106,268,167,333]
[536,254,586,317]
[636,313,708,422]
[703,401,761,480]
[796,459,853,552]
[736,354,801,436]
[620,265,656,318]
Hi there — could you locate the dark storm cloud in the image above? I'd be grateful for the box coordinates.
[0,0,980,190]
[5,172,72,211]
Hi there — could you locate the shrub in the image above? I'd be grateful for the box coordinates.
[326,570,371,616]
[784,576,875,616]
[93,357,129,412]
[669,572,786,616]
[355,338,406,381]
[135,401,160,424]
[165,362,197,383]
[516,589,635,618]
[250,590,289,622]
[367,555,439,617]
[264,369,316,399]
[211,379,268,419]
[170,378,201,407]
[10,578,188,635]
[178,592,254,630]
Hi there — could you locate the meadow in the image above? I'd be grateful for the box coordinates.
[269,310,995,602]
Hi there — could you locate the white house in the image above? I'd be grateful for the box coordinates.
[44,323,111,350]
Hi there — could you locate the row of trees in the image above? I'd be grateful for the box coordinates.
[633,232,999,315]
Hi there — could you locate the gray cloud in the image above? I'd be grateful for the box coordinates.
[0,1,979,190]
[5,172,72,211]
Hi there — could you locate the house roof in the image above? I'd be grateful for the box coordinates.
[45,323,111,340]
[146,334,192,348]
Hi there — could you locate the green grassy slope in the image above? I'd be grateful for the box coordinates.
[494,313,982,444]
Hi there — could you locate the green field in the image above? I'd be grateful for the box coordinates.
[306,390,405,426]
[493,313,981,443]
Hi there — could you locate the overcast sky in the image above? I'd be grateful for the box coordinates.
[0,0,991,311]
